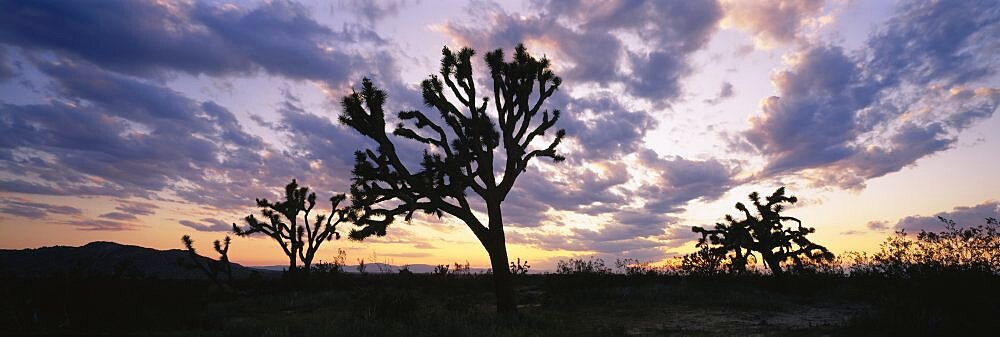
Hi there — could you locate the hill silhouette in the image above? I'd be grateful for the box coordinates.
[0,241,277,279]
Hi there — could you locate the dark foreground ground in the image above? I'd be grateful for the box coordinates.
[2,272,997,336]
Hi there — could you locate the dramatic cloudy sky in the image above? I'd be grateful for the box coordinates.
[1,0,998,268]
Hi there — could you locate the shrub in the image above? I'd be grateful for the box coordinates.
[555,257,612,275]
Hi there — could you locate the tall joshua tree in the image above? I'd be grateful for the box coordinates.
[692,187,833,276]
[339,44,565,315]
[233,179,350,274]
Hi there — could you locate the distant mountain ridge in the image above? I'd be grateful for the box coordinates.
[0,241,277,280]
[0,241,524,279]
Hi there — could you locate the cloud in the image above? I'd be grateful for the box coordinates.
[556,93,658,162]
[739,0,1000,189]
[893,201,1000,233]
[0,0,377,86]
[660,224,699,248]
[62,219,138,231]
[636,149,739,213]
[0,40,414,228]
[0,197,82,218]
[179,218,232,232]
[338,0,408,24]
[453,87,658,230]
[114,200,158,216]
[0,47,13,80]
[96,199,159,222]
[720,0,826,48]
[0,60,285,209]
[436,0,722,104]
[274,92,373,191]
[502,148,740,259]
[99,212,137,221]
[866,220,889,231]
[703,81,734,105]
[503,160,632,227]
[508,229,671,262]
[574,210,674,241]
[743,45,865,176]
[865,0,1000,88]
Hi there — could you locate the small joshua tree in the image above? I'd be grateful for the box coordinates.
[433,264,450,276]
[232,179,350,274]
[691,187,833,276]
[180,235,233,288]
[510,258,530,275]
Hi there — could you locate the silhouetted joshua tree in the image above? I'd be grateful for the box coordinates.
[339,44,565,315]
[180,235,232,288]
[692,187,833,276]
[510,258,530,275]
[232,179,350,274]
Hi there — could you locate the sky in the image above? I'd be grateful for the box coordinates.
[0,0,998,269]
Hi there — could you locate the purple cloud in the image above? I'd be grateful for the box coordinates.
[703,81,734,105]
[114,200,158,217]
[98,212,137,221]
[0,47,12,80]
[637,149,739,214]
[556,93,658,162]
[438,0,722,105]
[62,219,138,231]
[0,60,300,210]
[0,0,376,87]
[179,218,232,232]
[338,0,409,24]
[866,220,890,231]
[0,197,82,218]
[739,0,1000,188]
[508,229,670,262]
[893,201,1000,233]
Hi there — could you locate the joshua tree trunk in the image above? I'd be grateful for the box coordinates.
[763,252,784,276]
[302,255,313,274]
[486,200,516,316]
[490,243,516,316]
[488,240,516,315]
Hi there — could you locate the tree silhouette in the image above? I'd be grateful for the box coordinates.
[179,235,232,289]
[339,44,565,315]
[691,187,833,276]
[232,179,350,274]
[510,258,530,275]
